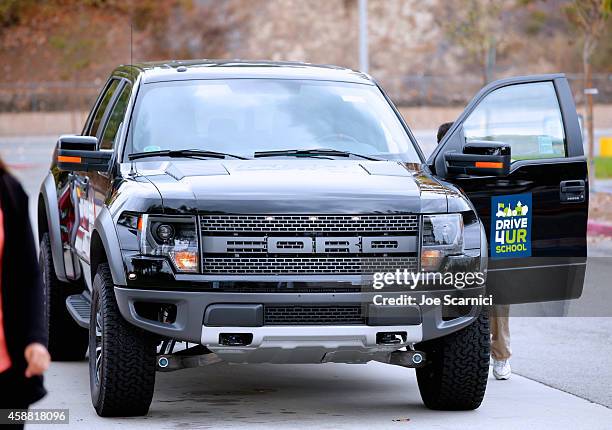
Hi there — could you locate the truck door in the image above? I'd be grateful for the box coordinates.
[72,78,120,263]
[91,80,132,231]
[429,75,588,304]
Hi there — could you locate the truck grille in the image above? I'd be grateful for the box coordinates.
[264,305,365,325]
[202,256,418,275]
[200,214,419,233]
[199,214,420,275]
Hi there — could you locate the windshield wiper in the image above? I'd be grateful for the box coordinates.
[253,148,381,161]
[128,149,248,161]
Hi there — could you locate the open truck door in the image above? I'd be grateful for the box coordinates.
[429,74,588,304]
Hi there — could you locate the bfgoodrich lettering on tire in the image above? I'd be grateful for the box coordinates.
[89,263,156,417]
[415,310,490,410]
[40,233,88,361]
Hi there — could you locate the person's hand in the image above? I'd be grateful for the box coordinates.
[24,343,50,378]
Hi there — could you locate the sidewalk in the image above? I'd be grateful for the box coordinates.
[594,179,612,194]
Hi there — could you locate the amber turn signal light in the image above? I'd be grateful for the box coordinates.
[421,249,443,272]
[58,155,82,163]
[474,161,503,169]
[170,251,199,272]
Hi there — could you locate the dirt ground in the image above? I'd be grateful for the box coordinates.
[590,192,612,224]
[398,104,612,130]
[1,104,612,136]
[0,111,88,136]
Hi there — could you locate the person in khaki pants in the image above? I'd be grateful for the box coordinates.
[436,122,512,380]
[490,305,511,379]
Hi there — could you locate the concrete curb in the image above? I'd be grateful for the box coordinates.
[588,220,612,237]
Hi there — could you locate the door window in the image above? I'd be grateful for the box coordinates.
[462,82,566,161]
[89,79,120,137]
[99,83,131,150]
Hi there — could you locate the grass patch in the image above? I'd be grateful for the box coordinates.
[595,157,612,178]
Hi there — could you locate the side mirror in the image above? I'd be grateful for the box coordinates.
[56,135,112,172]
[444,140,510,176]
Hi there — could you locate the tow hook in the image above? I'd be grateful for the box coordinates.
[157,352,223,372]
[376,332,407,345]
[388,350,427,368]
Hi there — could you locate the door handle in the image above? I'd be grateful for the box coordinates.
[560,180,585,203]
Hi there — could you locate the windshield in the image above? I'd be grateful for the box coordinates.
[126,79,421,161]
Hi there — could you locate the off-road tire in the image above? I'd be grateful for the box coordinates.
[416,310,490,410]
[40,233,88,360]
[89,263,156,417]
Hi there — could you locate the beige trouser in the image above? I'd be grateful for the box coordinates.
[490,305,511,360]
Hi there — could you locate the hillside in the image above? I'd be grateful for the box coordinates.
[1,0,611,110]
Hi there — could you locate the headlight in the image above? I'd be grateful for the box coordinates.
[421,214,464,271]
[138,215,199,272]
[156,224,175,242]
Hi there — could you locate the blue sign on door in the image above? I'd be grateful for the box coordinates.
[490,193,532,259]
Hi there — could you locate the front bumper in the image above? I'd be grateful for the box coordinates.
[114,286,485,363]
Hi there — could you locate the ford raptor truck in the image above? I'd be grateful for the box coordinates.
[37,61,588,416]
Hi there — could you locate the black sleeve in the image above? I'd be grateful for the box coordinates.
[14,181,47,347]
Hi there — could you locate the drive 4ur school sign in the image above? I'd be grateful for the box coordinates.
[490,193,532,259]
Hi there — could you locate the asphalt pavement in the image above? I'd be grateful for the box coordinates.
[1,135,611,429]
[34,361,612,430]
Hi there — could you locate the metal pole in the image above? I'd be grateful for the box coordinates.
[584,81,598,191]
[359,0,369,74]
[587,90,595,192]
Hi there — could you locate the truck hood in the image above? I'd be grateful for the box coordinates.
[132,159,457,214]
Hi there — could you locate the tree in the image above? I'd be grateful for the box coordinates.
[435,0,515,85]
[565,0,612,188]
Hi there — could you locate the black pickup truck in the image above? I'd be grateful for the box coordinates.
[37,60,588,416]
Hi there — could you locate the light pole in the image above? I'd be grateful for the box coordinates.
[359,0,369,74]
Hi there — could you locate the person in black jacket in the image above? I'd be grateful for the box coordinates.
[0,164,50,416]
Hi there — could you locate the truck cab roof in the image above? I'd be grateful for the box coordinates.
[114,60,374,85]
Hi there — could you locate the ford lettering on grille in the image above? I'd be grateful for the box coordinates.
[202,235,416,254]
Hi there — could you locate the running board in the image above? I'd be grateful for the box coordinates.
[66,293,91,328]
